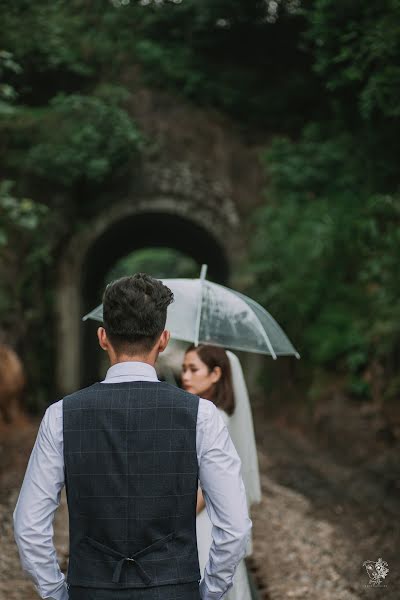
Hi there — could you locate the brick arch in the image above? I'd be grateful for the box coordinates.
[55,196,240,395]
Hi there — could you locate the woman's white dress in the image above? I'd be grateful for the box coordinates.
[156,346,260,599]
[196,408,253,600]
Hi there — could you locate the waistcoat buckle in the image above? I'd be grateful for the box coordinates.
[85,531,176,585]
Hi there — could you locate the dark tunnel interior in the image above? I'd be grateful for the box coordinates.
[80,212,230,387]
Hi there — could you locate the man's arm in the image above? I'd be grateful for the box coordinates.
[198,401,252,600]
[13,401,68,600]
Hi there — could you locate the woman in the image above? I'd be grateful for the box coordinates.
[181,344,261,600]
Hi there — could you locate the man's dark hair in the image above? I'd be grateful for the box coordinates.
[102,273,174,354]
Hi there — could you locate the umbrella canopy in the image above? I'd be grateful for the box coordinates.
[83,266,300,359]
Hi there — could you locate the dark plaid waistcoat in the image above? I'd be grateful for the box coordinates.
[63,380,201,590]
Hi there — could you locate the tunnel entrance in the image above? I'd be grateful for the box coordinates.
[82,211,229,310]
[81,212,230,387]
[57,208,231,395]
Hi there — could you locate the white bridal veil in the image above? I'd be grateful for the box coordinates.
[226,350,262,508]
[226,351,262,557]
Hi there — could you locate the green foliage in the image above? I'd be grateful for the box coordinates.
[264,125,363,195]
[0,181,54,407]
[0,51,21,115]
[249,127,400,399]
[306,0,400,120]
[128,0,319,128]
[106,247,200,283]
[0,179,51,321]
[1,1,93,79]
[24,94,142,186]
[357,195,400,359]
[0,180,47,245]
[134,40,206,99]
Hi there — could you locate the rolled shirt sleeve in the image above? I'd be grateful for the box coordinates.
[13,402,68,600]
[197,399,252,600]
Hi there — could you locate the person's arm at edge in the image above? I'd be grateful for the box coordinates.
[13,401,68,600]
[198,400,252,600]
[196,488,206,515]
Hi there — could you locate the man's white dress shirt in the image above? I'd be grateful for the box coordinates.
[13,361,252,600]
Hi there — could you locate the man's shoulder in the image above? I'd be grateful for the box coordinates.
[157,381,200,403]
[62,382,101,407]
[44,397,63,423]
[62,381,201,406]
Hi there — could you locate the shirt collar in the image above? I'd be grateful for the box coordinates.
[104,361,158,381]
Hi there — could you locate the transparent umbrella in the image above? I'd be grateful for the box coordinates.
[82,265,300,359]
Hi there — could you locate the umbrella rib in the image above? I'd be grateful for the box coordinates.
[252,311,278,360]
[230,287,299,359]
[194,264,208,346]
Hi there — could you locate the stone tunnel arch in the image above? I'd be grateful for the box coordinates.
[56,196,240,396]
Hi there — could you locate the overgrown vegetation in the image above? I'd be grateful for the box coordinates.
[0,0,399,408]
[249,129,400,403]
[0,180,54,410]
[245,1,400,404]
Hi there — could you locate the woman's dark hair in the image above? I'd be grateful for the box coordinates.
[186,344,235,416]
[103,273,174,354]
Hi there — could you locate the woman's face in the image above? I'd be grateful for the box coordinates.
[181,350,221,398]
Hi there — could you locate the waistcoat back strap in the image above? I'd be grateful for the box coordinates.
[85,532,176,584]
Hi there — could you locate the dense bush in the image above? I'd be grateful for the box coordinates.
[248,126,400,400]
[306,0,400,120]
[25,93,142,186]
[0,180,54,410]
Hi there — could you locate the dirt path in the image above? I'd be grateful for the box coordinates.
[249,423,399,599]
[0,414,398,600]
[0,419,69,600]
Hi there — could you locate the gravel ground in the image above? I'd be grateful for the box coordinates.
[0,412,398,600]
[248,423,399,600]
[0,419,70,600]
